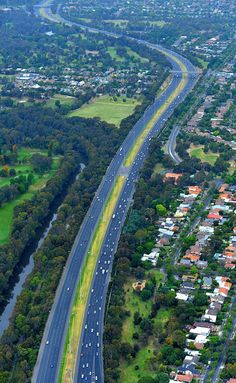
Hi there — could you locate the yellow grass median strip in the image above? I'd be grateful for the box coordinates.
[59,175,126,383]
[124,53,188,167]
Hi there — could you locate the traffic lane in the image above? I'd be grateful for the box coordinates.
[76,132,168,381]
[75,73,198,382]
[77,190,133,382]
[34,5,199,380]
[77,189,139,383]
[34,178,125,383]
[34,72,184,383]
[34,123,139,382]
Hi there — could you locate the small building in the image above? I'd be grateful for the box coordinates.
[141,249,159,266]
[202,277,212,290]
[176,292,189,301]
[188,186,202,196]
[132,280,146,292]
[164,173,183,185]
[176,374,193,383]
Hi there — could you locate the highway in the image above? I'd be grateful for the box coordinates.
[167,125,182,164]
[32,2,199,383]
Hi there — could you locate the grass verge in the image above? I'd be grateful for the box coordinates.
[59,175,126,383]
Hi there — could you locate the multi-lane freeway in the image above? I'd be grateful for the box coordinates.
[32,2,199,382]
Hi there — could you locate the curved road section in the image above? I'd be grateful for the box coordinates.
[32,2,199,383]
[167,126,182,164]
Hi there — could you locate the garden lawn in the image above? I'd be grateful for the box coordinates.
[0,147,57,188]
[67,96,140,127]
[119,268,164,381]
[188,145,218,165]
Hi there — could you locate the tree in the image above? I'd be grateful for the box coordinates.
[135,228,148,244]
[155,372,169,383]
[140,318,153,334]
[156,203,167,217]
[30,154,52,173]
[137,377,155,383]
[172,330,186,348]
[133,311,142,325]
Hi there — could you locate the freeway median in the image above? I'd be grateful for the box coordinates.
[59,176,126,383]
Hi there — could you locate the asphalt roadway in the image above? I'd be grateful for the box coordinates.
[167,125,182,164]
[32,3,199,383]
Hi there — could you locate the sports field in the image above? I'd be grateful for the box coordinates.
[67,96,140,127]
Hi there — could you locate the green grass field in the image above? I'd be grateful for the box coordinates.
[119,346,156,383]
[122,270,163,343]
[122,278,153,343]
[107,46,124,61]
[153,307,172,328]
[188,145,218,165]
[149,20,167,27]
[126,47,149,63]
[0,148,61,244]
[107,46,148,63]
[197,57,209,69]
[67,95,140,127]
[120,270,164,383]
[104,19,128,28]
[46,94,77,108]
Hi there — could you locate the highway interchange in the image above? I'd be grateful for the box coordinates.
[32,2,199,382]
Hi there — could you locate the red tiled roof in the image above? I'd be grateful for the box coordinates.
[219,287,228,296]
[184,254,200,262]
[176,374,193,383]
[225,263,235,269]
[188,186,202,195]
[207,213,222,220]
